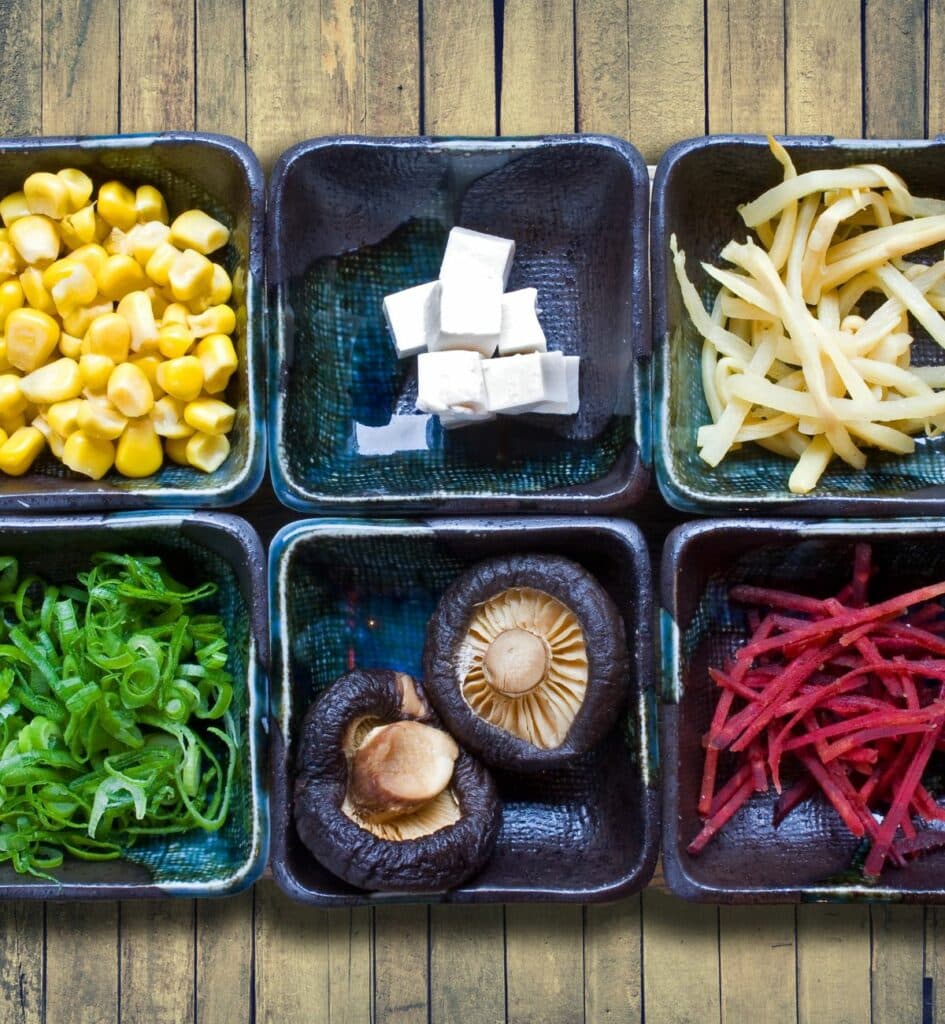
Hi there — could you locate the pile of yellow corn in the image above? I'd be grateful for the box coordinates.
[0,169,239,480]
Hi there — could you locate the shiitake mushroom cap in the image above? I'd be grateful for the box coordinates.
[423,554,629,771]
[294,668,500,892]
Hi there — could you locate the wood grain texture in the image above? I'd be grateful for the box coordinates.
[796,905,871,1024]
[119,0,196,131]
[505,906,584,1024]
[430,905,505,1024]
[926,906,945,1023]
[0,0,41,135]
[120,900,196,1024]
[500,0,575,134]
[575,0,630,137]
[254,881,330,1023]
[707,0,786,133]
[45,902,119,1024]
[628,0,704,161]
[196,892,254,1024]
[864,0,924,138]
[929,0,945,135]
[423,0,496,135]
[375,904,428,1024]
[870,905,924,1024]
[719,906,796,1024]
[642,892,720,1024]
[329,908,373,1024]
[785,0,862,135]
[196,0,247,136]
[584,897,642,1024]
[365,0,419,134]
[42,0,119,135]
[0,903,42,1024]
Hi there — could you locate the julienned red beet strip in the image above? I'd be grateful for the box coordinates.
[781,706,945,753]
[773,776,816,826]
[822,696,891,715]
[851,543,872,608]
[864,720,945,878]
[698,687,737,815]
[749,741,768,792]
[730,585,832,616]
[854,634,903,699]
[797,751,866,838]
[707,763,754,818]
[913,786,945,823]
[708,667,758,702]
[862,735,919,806]
[877,622,945,658]
[905,601,945,628]
[687,776,757,856]
[820,719,945,764]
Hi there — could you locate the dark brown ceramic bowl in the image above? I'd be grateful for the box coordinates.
[662,518,945,903]
[269,517,659,905]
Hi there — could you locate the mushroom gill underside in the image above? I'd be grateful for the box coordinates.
[456,587,588,749]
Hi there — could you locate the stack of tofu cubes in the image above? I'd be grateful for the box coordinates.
[382,227,580,429]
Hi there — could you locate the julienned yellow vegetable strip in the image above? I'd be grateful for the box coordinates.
[672,137,945,493]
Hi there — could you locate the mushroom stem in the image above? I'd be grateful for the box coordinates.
[482,628,550,697]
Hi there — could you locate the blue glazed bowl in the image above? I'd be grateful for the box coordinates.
[269,516,659,905]
[0,511,269,899]
[652,134,945,515]
[267,135,651,514]
[662,517,945,903]
[0,133,266,511]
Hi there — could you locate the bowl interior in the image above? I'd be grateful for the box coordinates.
[656,138,945,508]
[0,138,261,506]
[270,138,646,509]
[667,523,945,896]
[0,516,264,894]
[272,520,655,902]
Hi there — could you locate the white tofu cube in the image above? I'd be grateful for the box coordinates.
[482,353,549,414]
[416,350,487,415]
[434,276,502,356]
[533,355,580,414]
[382,281,441,358]
[497,288,547,356]
[439,226,516,288]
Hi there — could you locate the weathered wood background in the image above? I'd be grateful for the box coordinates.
[0,0,940,1021]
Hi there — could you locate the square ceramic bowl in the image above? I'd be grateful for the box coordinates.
[0,133,266,511]
[269,517,659,904]
[652,134,945,515]
[268,135,650,514]
[0,511,268,899]
[662,517,945,903]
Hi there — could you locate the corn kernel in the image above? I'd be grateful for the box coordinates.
[0,428,8,448]
[127,221,170,264]
[0,280,24,331]
[47,398,83,437]
[23,172,70,220]
[48,261,98,317]
[5,308,60,371]
[59,205,98,249]
[130,355,164,399]
[31,414,64,458]
[164,435,190,465]
[196,334,238,394]
[107,362,153,418]
[157,356,203,402]
[62,296,112,338]
[0,412,26,435]
[0,193,30,228]
[20,358,83,405]
[97,181,137,232]
[145,241,181,287]
[0,341,10,373]
[76,397,126,440]
[183,397,234,436]
[78,353,114,391]
[0,375,27,418]
[157,323,194,360]
[0,426,45,476]
[208,264,232,305]
[115,416,162,477]
[66,243,108,277]
[104,227,133,256]
[144,286,168,319]
[57,169,93,212]
[168,249,213,302]
[116,290,159,352]
[0,241,18,282]
[185,431,230,473]
[94,212,111,243]
[18,267,56,315]
[85,312,131,362]
[150,395,194,439]
[61,430,115,480]
[162,302,190,326]
[135,185,168,225]
[58,332,82,359]
[187,304,236,339]
[96,254,148,301]
[9,215,60,266]
[169,210,229,256]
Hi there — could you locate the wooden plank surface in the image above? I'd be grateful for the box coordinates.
[505,905,584,1024]
[584,898,643,1024]
[719,906,796,1024]
[0,903,42,1024]
[430,905,505,1024]
[375,905,428,1024]
[864,0,925,138]
[871,905,925,1024]
[796,905,871,1024]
